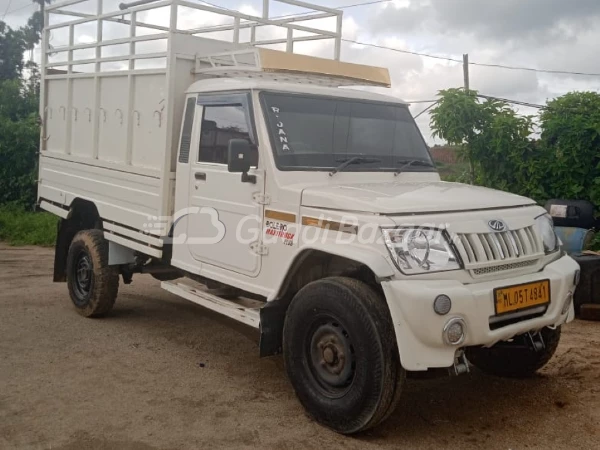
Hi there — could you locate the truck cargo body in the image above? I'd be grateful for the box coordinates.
[38,33,243,245]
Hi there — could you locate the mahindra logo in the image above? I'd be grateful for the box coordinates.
[488,219,507,232]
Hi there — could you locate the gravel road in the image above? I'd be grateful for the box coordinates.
[1,243,599,449]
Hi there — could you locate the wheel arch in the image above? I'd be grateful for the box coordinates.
[259,245,395,357]
[53,198,102,282]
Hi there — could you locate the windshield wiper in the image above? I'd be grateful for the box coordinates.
[329,156,382,176]
[394,159,435,176]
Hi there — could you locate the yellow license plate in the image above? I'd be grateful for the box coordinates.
[494,280,551,315]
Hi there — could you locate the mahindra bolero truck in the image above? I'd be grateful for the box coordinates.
[37,0,580,434]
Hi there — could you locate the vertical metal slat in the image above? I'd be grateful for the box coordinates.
[466,234,486,262]
[460,235,475,263]
[517,228,533,255]
[485,233,503,260]
[511,230,524,256]
[525,226,539,253]
[478,234,493,261]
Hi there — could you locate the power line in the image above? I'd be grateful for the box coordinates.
[342,39,600,77]
[469,61,600,77]
[3,1,36,18]
[197,0,393,18]
[3,0,15,20]
[278,0,394,18]
[476,94,594,115]
[407,95,547,119]
[413,100,439,119]
[189,1,393,38]
[477,94,546,109]
[339,0,393,9]
[342,38,463,63]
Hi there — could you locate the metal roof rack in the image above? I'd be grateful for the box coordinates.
[194,48,391,87]
[44,0,345,73]
[43,0,390,87]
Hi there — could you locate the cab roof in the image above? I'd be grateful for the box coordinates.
[186,78,409,106]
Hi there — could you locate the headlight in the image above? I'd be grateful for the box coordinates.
[534,214,559,253]
[382,228,461,274]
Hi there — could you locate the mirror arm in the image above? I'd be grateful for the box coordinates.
[241,172,257,184]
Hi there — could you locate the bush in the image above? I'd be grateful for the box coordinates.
[0,79,40,207]
[539,92,600,206]
[0,205,57,246]
[430,89,600,207]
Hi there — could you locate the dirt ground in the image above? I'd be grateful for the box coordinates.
[0,244,599,450]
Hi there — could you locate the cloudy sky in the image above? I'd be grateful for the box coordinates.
[2,0,600,143]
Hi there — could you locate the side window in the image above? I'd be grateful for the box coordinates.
[198,104,254,165]
[178,97,196,163]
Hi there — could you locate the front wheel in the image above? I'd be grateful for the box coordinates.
[283,277,404,434]
[66,229,119,317]
[466,326,561,378]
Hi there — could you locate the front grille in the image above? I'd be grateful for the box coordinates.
[454,225,544,275]
[457,226,541,266]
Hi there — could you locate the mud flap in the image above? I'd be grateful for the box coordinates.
[259,297,289,357]
[53,219,76,282]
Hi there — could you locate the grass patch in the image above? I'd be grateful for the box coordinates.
[0,206,58,246]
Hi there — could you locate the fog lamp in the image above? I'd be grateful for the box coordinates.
[443,318,466,346]
[433,295,452,315]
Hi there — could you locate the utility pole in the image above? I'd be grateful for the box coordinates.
[39,1,45,62]
[463,53,470,92]
[463,53,474,184]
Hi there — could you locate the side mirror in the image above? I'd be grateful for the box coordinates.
[227,139,256,183]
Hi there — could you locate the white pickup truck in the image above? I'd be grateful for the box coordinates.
[38,0,580,434]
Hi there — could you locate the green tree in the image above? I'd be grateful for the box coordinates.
[0,22,28,80]
[23,1,52,50]
[430,88,540,197]
[0,79,40,207]
[430,88,600,209]
[0,2,51,207]
[539,92,600,205]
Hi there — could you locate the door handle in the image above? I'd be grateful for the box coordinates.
[194,172,206,181]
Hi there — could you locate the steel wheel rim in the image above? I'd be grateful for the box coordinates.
[306,316,356,398]
[73,251,93,304]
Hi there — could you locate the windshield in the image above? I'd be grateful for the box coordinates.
[261,92,434,172]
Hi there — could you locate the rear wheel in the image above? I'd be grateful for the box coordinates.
[466,326,561,378]
[283,277,404,434]
[67,229,119,317]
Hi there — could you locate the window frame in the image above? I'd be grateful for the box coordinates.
[177,95,198,164]
[196,92,258,166]
[259,90,435,173]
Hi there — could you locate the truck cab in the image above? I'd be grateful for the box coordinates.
[38,0,580,435]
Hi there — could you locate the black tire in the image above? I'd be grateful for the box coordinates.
[466,326,561,378]
[283,277,404,434]
[66,229,119,317]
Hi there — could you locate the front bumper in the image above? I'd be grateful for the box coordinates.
[381,254,580,371]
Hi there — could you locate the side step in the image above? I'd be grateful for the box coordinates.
[161,281,261,329]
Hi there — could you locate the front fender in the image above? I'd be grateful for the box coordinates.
[270,243,395,301]
[260,243,395,357]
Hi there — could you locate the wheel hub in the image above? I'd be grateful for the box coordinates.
[309,322,354,392]
[73,251,93,302]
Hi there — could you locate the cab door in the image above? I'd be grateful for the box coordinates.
[185,93,263,277]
